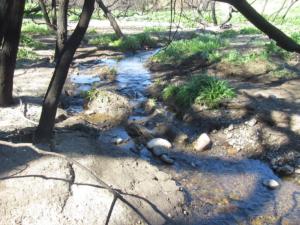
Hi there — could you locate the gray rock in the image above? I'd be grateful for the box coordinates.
[86,90,131,126]
[193,133,211,151]
[295,168,300,174]
[147,138,172,149]
[263,179,280,189]
[160,154,174,164]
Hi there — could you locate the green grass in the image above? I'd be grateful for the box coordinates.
[239,27,262,35]
[20,34,45,49]
[17,47,39,60]
[89,33,118,46]
[90,32,157,51]
[223,50,267,65]
[22,22,52,35]
[264,41,291,59]
[151,34,224,64]
[163,74,236,108]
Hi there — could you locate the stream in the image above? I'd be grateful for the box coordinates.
[69,50,300,224]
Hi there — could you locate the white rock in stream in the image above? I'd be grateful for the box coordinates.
[263,179,280,189]
[193,133,211,151]
[147,138,172,149]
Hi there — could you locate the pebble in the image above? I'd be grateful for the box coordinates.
[247,118,257,127]
[147,138,172,149]
[193,133,211,151]
[160,154,174,164]
[263,179,280,189]
[295,168,300,174]
[228,124,234,131]
[112,137,123,145]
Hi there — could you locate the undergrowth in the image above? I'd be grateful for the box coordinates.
[163,74,236,108]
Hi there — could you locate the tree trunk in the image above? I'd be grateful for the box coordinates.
[211,1,218,25]
[217,0,300,53]
[51,0,57,28]
[35,0,95,141]
[0,0,25,107]
[38,0,57,31]
[54,0,69,61]
[96,0,124,38]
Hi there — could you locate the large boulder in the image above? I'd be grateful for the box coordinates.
[85,90,131,127]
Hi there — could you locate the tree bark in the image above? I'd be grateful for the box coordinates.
[38,0,57,31]
[54,0,69,61]
[0,0,25,107]
[211,1,218,25]
[96,0,124,38]
[216,0,300,53]
[35,0,95,141]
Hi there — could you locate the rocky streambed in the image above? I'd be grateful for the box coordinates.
[0,48,300,224]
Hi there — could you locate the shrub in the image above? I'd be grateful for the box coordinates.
[20,34,45,49]
[162,74,235,108]
[17,47,38,60]
[239,27,261,35]
[89,33,118,46]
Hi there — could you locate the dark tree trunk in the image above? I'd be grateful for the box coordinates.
[54,0,69,61]
[217,0,300,53]
[51,0,57,28]
[0,0,25,107]
[211,1,218,25]
[38,0,57,31]
[35,0,95,141]
[96,0,124,38]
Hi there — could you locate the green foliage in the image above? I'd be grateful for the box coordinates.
[20,34,45,49]
[89,33,118,46]
[239,27,261,35]
[272,69,298,79]
[152,34,224,64]
[89,32,156,51]
[223,50,267,64]
[291,32,300,44]
[144,27,167,33]
[22,22,52,35]
[162,74,235,108]
[17,47,38,60]
[220,30,239,38]
[87,28,98,35]
[264,41,290,59]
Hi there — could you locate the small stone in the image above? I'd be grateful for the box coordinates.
[152,146,168,157]
[179,187,184,191]
[183,210,189,216]
[228,124,234,131]
[112,137,123,145]
[295,168,300,174]
[248,118,257,127]
[191,162,196,167]
[193,133,211,151]
[160,154,174,164]
[263,179,280,189]
[212,129,218,134]
[147,138,172,149]
[167,213,172,218]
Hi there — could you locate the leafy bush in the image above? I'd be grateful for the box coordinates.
[223,50,266,64]
[220,30,239,38]
[163,74,235,108]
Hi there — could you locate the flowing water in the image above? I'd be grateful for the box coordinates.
[70,50,300,224]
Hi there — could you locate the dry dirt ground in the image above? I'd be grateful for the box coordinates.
[0,21,300,225]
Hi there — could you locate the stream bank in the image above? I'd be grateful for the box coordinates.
[0,44,300,224]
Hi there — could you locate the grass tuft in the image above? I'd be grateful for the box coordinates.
[163,74,235,108]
